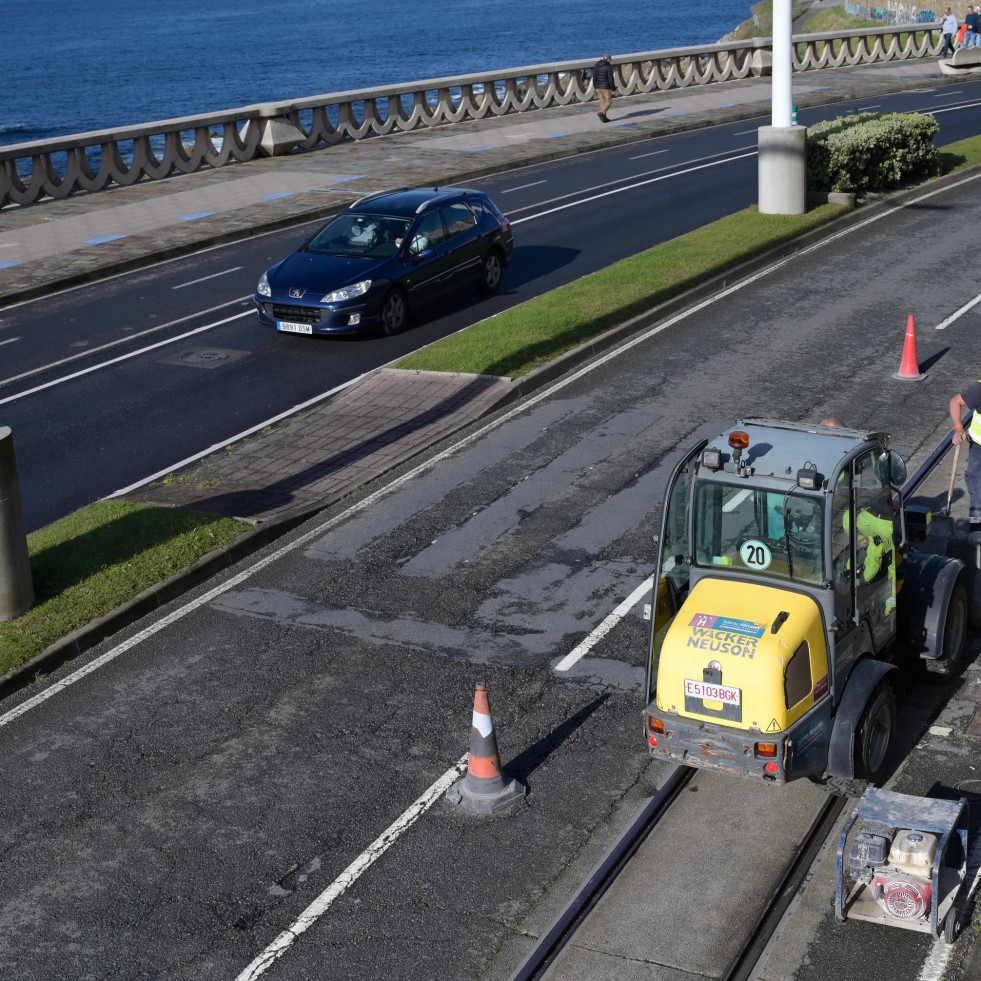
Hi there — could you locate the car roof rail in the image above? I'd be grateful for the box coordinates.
[351,186,414,208]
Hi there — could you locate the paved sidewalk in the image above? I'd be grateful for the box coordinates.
[120,369,513,522]
[0,56,954,306]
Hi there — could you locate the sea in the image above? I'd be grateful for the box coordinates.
[3,0,753,149]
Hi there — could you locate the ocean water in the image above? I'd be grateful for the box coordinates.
[2,0,753,147]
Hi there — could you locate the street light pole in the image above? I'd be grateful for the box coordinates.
[758,0,807,214]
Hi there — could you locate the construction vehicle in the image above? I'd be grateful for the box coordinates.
[643,419,968,789]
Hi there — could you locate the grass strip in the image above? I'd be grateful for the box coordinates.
[395,204,848,379]
[938,134,981,174]
[0,501,249,677]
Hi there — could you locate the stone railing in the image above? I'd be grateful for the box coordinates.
[0,24,942,209]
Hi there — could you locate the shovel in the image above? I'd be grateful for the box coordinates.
[946,439,963,517]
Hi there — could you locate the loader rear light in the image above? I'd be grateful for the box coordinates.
[764,761,778,774]
[648,718,665,734]
[755,742,777,759]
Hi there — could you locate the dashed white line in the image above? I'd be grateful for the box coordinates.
[0,337,20,347]
[734,128,759,135]
[171,266,243,289]
[0,310,252,408]
[501,180,546,193]
[935,89,964,96]
[856,104,881,110]
[935,291,981,330]
[235,756,469,981]
[512,151,757,225]
[554,576,654,672]
[0,295,252,390]
[629,149,669,160]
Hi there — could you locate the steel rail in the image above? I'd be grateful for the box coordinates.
[508,765,694,981]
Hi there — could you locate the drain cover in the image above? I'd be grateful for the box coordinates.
[158,348,250,369]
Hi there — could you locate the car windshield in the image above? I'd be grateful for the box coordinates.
[693,481,826,585]
[305,214,411,259]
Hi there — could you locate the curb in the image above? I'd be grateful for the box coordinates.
[4,110,979,704]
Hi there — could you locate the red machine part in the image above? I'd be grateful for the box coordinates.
[872,873,932,919]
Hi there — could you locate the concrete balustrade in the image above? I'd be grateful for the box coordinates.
[0,24,942,209]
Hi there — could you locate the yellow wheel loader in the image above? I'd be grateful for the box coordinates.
[643,420,968,790]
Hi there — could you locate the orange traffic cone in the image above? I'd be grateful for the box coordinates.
[446,683,526,814]
[892,314,926,381]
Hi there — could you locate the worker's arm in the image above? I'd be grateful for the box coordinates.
[951,393,969,445]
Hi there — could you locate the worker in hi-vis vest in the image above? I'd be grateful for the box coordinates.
[949,381,981,535]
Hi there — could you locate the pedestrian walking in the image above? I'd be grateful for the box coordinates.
[948,382,981,535]
[967,5,980,47]
[593,53,615,123]
[941,7,958,58]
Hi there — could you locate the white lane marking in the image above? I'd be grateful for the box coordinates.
[629,149,669,160]
[935,90,964,96]
[555,577,654,672]
[171,266,243,290]
[723,487,753,512]
[914,97,981,115]
[0,337,20,347]
[935,291,981,329]
[235,756,468,981]
[501,180,546,193]
[734,128,758,135]
[512,152,757,225]
[0,296,252,390]
[2,169,976,732]
[107,372,367,497]
[856,104,881,110]
[504,146,756,216]
[0,310,252,408]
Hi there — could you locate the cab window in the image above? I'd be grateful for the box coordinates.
[693,482,825,585]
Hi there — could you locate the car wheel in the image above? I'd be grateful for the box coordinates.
[477,249,503,296]
[854,683,896,785]
[380,288,408,336]
[927,581,967,676]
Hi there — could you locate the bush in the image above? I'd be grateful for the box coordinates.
[806,112,939,192]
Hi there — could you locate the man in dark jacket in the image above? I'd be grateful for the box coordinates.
[967,5,980,47]
[593,54,615,122]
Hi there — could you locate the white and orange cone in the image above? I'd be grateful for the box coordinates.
[446,683,527,814]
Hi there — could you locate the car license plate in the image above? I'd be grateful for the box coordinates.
[277,321,312,335]
[684,679,741,705]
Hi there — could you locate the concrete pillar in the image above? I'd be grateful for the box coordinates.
[758,125,808,214]
[0,426,33,621]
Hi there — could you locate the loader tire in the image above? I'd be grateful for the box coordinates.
[926,581,967,677]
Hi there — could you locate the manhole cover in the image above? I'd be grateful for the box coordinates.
[158,348,250,370]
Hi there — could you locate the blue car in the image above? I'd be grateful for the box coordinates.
[254,186,514,337]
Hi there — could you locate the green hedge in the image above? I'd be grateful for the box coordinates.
[806,112,939,192]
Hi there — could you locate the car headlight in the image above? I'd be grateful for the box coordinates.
[257,271,272,298]
[322,280,372,303]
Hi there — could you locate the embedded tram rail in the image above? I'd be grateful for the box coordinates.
[507,424,975,981]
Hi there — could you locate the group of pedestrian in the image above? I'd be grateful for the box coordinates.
[941,6,981,58]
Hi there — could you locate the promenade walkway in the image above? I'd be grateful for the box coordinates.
[0,55,965,530]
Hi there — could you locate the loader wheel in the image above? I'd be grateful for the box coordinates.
[854,683,896,785]
[944,909,962,944]
[926,582,967,677]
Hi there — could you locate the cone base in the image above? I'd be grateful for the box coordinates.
[446,776,527,814]
[892,370,926,381]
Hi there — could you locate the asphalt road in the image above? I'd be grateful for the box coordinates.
[5,80,981,530]
[3,162,981,980]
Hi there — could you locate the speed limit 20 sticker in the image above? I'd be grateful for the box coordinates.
[739,538,772,570]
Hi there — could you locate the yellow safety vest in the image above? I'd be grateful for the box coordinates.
[969,380,981,442]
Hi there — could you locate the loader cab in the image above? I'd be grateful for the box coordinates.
[647,420,906,706]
